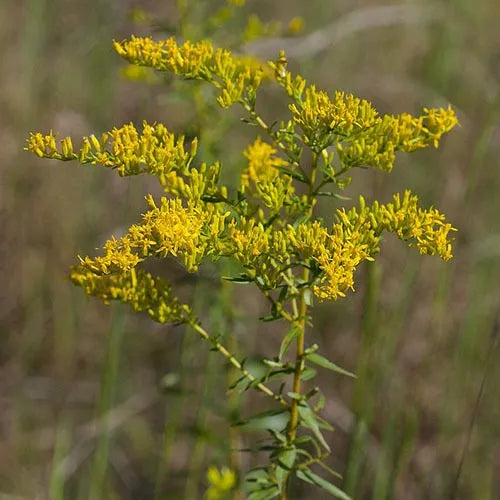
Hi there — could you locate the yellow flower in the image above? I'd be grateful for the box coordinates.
[113,36,264,108]
[26,121,195,178]
[289,87,380,150]
[241,137,288,188]
[28,37,458,318]
[205,466,236,499]
[80,197,229,275]
[288,191,456,301]
[70,267,190,324]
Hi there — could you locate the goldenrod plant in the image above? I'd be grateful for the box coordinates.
[27,30,457,500]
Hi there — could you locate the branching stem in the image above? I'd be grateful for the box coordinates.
[189,320,288,407]
[240,100,306,177]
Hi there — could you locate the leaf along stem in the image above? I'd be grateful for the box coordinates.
[189,320,288,407]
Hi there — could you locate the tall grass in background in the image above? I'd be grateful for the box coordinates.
[1,0,499,498]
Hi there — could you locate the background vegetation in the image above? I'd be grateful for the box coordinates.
[1,0,499,498]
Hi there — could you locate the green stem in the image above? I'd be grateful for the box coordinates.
[240,100,304,174]
[189,320,287,407]
[257,284,295,323]
[281,153,319,500]
[287,277,308,442]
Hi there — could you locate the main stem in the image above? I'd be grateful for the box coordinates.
[287,271,309,441]
[281,153,318,500]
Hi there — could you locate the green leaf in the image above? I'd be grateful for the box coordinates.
[262,367,294,382]
[315,414,334,431]
[278,285,288,303]
[255,276,266,287]
[300,367,317,381]
[303,288,314,306]
[259,313,282,322]
[304,344,319,355]
[275,448,296,491]
[263,359,285,368]
[292,214,311,229]
[275,165,307,183]
[306,352,356,378]
[200,194,225,203]
[228,374,246,390]
[223,274,253,283]
[269,429,287,444]
[315,191,352,200]
[314,394,326,412]
[279,325,301,360]
[247,486,280,500]
[234,408,288,432]
[296,468,314,485]
[333,192,352,200]
[244,467,268,483]
[297,403,331,451]
[304,387,319,400]
[245,469,281,500]
[296,469,351,500]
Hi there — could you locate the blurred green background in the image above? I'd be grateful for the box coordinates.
[1,1,499,498]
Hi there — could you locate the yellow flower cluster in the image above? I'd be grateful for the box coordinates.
[337,107,458,171]
[241,137,288,187]
[226,218,290,286]
[343,190,456,260]
[113,36,264,108]
[70,266,189,324]
[27,38,458,322]
[271,59,457,166]
[74,187,453,304]
[206,466,237,500]
[80,197,229,275]
[241,137,294,212]
[288,191,455,300]
[78,210,289,295]
[314,227,375,300]
[286,219,375,300]
[161,162,228,202]
[290,86,458,161]
[289,88,380,148]
[421,106,460,147]
[286,221,327,260]
[26,121,196,178]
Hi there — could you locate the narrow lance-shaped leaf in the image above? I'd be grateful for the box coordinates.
[296,468,351,500]
[306,351,356,378]
[279,325,301,360]
[297,403,331,452]
[275,447,297,492]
